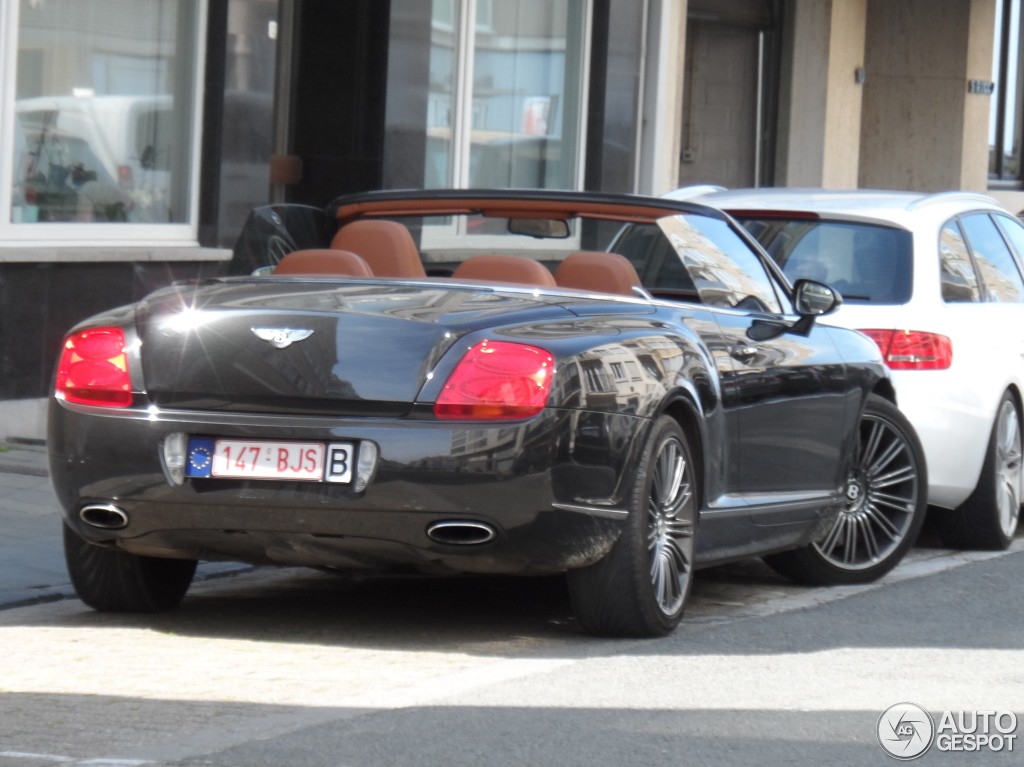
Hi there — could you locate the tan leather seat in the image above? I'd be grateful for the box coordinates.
[330,220,426,278]
[452,255,557,288]
[273,249,373,276]
[555,251,642,296]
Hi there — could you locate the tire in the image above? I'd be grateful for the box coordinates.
[764,394,927,585]
[568,416,698,637]
[938,391,1022,550]
[63,522,196,612]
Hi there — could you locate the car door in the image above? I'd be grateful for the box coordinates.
[658,212,851,505]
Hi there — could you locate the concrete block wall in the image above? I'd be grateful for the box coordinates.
[859,0,994,192]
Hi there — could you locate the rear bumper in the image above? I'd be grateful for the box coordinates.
[48,400,646,574]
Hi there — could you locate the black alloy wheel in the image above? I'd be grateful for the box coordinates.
[764,394,927,585]
[568,416,698,637]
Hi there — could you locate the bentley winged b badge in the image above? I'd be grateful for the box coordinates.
[251,327,315,349]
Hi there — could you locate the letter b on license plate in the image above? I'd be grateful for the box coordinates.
[325,443,353,483]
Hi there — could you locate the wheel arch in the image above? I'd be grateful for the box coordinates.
[871,377,897,406]
[657,391,707,507]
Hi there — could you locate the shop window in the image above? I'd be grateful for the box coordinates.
[423,0,587,191]
[990,0,1024,182]
[1,0,204,240]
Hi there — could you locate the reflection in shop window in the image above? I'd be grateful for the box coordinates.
[425,0,585,191]
[10,0,200,224]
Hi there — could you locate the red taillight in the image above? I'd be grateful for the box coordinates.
[435,340,554,420]
[860,329,953,370]
[55,328,133,407]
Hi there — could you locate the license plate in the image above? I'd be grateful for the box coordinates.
[186,438,354,483]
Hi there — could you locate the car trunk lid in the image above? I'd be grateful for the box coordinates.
[136,279,571,416]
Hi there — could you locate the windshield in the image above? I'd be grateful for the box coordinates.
[733,217,913,305]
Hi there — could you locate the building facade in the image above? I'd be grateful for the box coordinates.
[0,0,1019,439]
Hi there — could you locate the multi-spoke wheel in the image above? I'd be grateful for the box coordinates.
[648,432,695,616]
[939,391,1023,550]
[764,394,927,585]
[568,416,698,637]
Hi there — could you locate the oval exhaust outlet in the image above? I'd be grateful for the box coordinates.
[80,504,129,530]
[426,520,497,546]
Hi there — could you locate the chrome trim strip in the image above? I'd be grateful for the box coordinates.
[552,502,629,519]
[56,399,400,429]
[704,491,838,519]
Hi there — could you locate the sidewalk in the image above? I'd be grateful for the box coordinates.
[0,440,71,608]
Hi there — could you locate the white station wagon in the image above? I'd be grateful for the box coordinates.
[692,188,1023,550]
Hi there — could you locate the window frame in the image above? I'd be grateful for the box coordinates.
[993,210,1024,274]
[990,0,1024,184]
[0,0,209,248]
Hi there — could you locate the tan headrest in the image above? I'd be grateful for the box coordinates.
[330,220,426,277]
[274,249,373,277]
[452,255,557,288]
[555,251,642,296]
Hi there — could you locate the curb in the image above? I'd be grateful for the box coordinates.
[0,461,48,477]
[0,439,50,476]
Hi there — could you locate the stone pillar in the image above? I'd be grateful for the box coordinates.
[779,0,867,188]
[963,0,997,191]
[638,0,688,195]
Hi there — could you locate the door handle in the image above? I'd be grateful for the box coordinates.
[730,343,759,362]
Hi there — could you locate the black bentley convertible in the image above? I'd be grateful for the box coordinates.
[48,189,927,637]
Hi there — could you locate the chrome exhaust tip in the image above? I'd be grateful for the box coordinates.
[79,503,129,530]
[426,520,497,546]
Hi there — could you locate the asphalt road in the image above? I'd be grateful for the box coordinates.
[2,441,1022,766]
[1,540,1021,767]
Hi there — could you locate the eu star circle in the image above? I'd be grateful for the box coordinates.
[877,702,934,760]
[189,445,212,471]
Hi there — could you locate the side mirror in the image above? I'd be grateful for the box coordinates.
[793,279,842,317]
